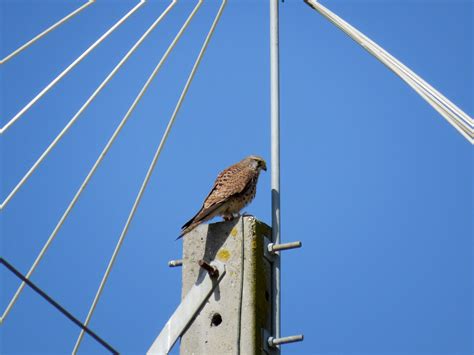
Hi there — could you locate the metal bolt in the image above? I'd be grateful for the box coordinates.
[268,241,302,254]
[268,334,304,347]
[168,259,183,267]
[198,259,219,278]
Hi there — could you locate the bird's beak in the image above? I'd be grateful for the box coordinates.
[262,163,267,171]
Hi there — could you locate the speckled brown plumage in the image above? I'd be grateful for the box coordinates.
[179,156,267,238]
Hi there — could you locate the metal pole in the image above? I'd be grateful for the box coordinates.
[270,0,281,342]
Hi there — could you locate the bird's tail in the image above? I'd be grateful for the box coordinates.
[177,202,224,240]
[176,221,200,240]
[176,210,203,240]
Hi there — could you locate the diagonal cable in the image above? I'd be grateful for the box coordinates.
[0,0,146,135]
[0,0,95,65]
[0,0,195,324]
[356,28,473,131]
[0,0,177,211]
[331,12,473,132]
[323,4,474,140]
[361,37,474,139]
[352,22,474,140]
[304,0,473,144]
[72,0,227,352]
[0,258,118,355]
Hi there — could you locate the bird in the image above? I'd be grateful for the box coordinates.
[178,155,267,238]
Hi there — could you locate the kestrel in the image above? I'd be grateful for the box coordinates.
[179,155,267,238]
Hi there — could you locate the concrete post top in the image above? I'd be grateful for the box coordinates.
[180,215,275,355]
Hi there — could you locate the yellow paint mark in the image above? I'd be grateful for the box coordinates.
[217,249,231,262]
[230,228,238,237]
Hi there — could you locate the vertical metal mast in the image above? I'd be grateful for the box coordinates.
[270,0,281,341]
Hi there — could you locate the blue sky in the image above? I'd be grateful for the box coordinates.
[1,0,472,354]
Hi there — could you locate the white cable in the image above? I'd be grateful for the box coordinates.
[0,0,177,211]
[0,0,146,135]
[304,0,473,144]
[306,0,473,141]
[327,8,473,131]
[330,13,474,141]
[0,0,95,65]
[320,2,474,138]
[72,0,227,352]
[0,0,187,325]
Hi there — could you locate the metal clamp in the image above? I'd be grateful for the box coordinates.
[264,238,302,261]
[268,334,304,347]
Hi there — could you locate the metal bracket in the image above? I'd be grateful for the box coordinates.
[167,259,182,267]
[268,334,304,347]
[198,259,219,278]
[147,261,226,354]
[262,328,304,352]
[263,236,275,261]
[263,237,302,261]
[268,241,302,253]
[262,329,275,354]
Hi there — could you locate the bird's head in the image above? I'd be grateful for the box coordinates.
[247,155,267,172]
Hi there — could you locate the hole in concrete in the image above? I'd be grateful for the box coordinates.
[265,291,270,301]
[210,313,222,327]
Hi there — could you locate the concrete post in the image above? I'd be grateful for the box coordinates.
[180,216,278,355]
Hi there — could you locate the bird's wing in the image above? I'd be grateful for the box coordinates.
[180,162,255,232]
[202,162,255,209]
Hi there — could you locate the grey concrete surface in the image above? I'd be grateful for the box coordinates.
[180,216,277,355]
